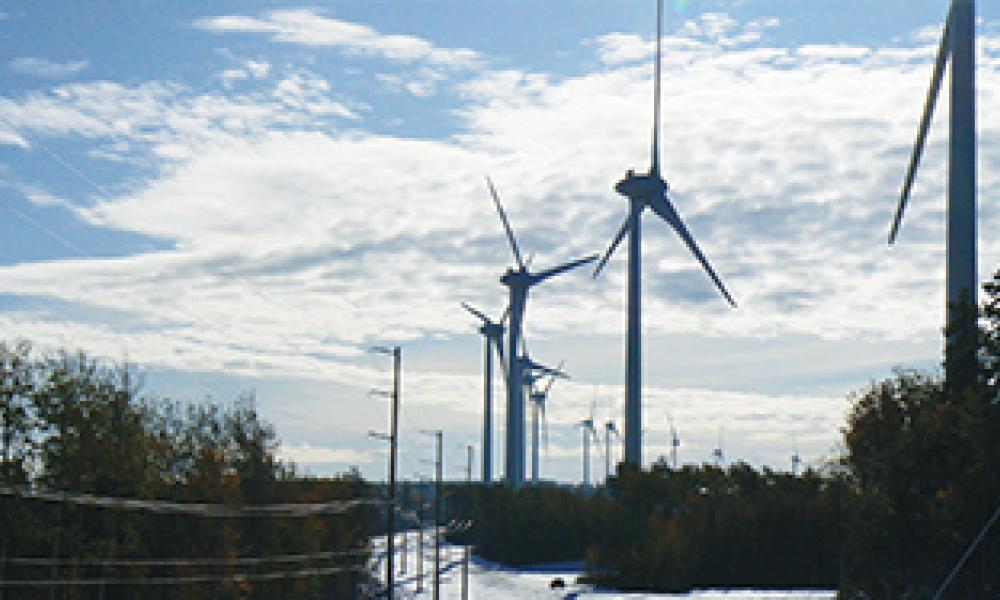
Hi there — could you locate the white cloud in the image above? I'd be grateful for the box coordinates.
[10,57,88,78]
[279,443,372,466]
[195,9,479,68]
[246,60,270,78]
[0,127,28,147]
[3,10,1000,479]
[797,44,871,61]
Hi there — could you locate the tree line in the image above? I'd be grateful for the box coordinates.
[454,268,1000,597]
[0,346,375,599]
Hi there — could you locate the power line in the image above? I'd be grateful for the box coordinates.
[1,199,91,258]
[0,564,367,588]
[0,485,386,517]
[7,547,369,568]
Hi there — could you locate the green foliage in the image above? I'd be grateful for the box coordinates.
[0,343,374,599]
[459,464,843,591]
[837,269,1000,598]
[593,463,844,591]
[460,483,614,566]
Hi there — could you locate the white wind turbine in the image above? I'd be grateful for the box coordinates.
[487,177,597,486]
[888,0,979,391]
[460,302,507,483]
[593,0,737,470]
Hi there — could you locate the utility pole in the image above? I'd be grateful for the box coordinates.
[463,445,473,600]
[434,431,442,600]
[415,476,424,593]
[419,429,443,600]
[400,505,407,575]
[370,345,401,600]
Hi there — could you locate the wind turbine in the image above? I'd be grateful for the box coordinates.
[593,0,737,469]
[668,413,680,469]
[712,427,725,468]
[579,403,598,488]
[603,418,619,483]
[888,0,978,391]
[791,448,802,477]
[487,176,598,486]
[526,359,566,483]
[461,302,507,483]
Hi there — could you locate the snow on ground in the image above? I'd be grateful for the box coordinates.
[371,532,836,599]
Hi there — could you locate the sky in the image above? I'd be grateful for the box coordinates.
[2,0,1000,484]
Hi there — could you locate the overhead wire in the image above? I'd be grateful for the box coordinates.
[6,547,369,568]
[0,564,367,587]
[0,485,386,517]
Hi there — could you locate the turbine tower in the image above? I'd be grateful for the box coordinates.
[888,0,977,391]
[668,413,680,469]
[461,302,506,483]
[604,418,619,483]
[593,0,737,469]
[712,427,725,468]
[487,177,597,486]
[579,404,598,488]
[526,358,566,483]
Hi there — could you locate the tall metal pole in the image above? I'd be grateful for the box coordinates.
[482,337,493,483]
[624,198,642,467]
[399,507,407,575]
[947,0,977,390]
[531,400,539,482]
[506,294,526,486]
[463,445,472,600]
[434,431,442,600]
[605,425,612,483]
[416,480,424,593]
[389,347,400,599]
[371,345,401,599]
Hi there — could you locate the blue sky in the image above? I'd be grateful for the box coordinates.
[2,1,1000,483]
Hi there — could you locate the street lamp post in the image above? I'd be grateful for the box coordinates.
[370,345,401,599]
[420,429,443,600]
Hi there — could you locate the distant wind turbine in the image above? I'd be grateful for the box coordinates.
[461,302,507,483]
[712,427,725,468]
[593,0,737,469]
[668,413,680,469]
[603,418,619,483]
[579,402,598,488]
[888,0,978,391]
[486,176,597,486]
[525,358,566,483]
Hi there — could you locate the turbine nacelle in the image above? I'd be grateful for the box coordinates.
[479,322,504,338]
[500,266,531,288]
[614,169,669,203]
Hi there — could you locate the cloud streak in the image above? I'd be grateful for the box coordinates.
[10,57,89,78]
[195,9,479,68]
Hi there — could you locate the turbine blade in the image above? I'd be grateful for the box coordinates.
[651,0,662,176]
[524,358,568,380]
[889,9,952,245]
[542,360,564,395]
[485,175,525,269]
[500,303,511,325]
[533,253,599,285]
[593,214,632,278]
[650,192,737,308]
[461,301,491,325]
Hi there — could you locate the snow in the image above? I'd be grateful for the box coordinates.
[371,532,836,599]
